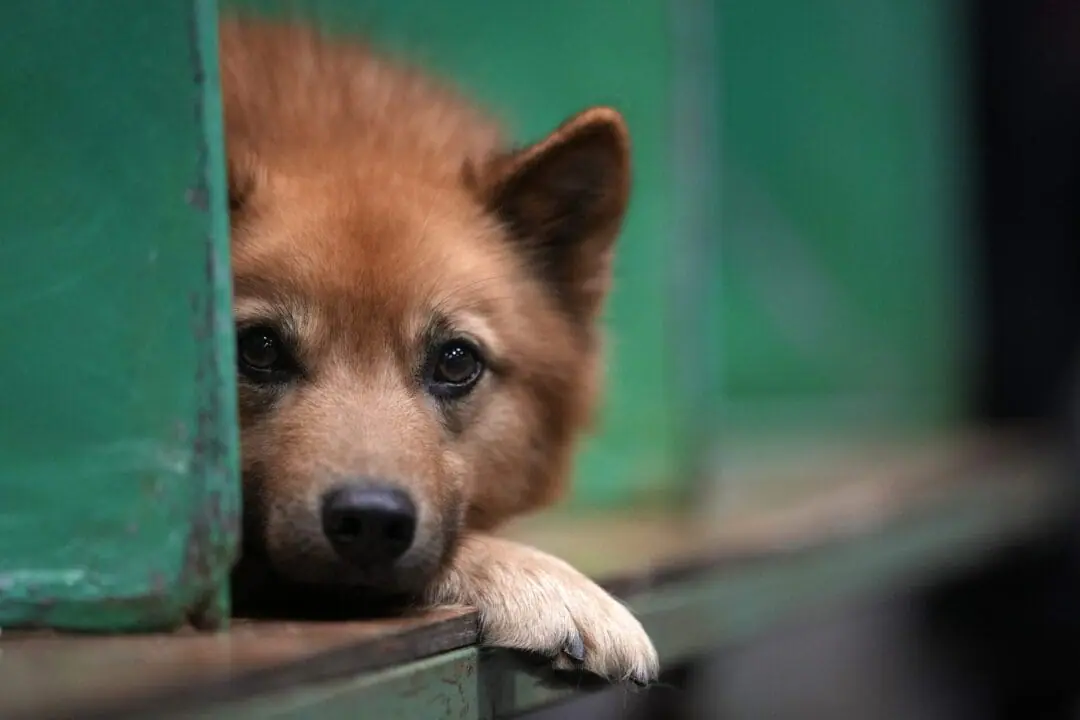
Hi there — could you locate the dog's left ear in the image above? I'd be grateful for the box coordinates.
[480,107,631,320]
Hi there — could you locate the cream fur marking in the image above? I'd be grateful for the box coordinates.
[426,533,659,684]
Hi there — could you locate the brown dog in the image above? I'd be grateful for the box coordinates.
[219,17,658,684]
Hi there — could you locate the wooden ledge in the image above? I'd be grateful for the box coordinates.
[0,609,479,719]
[0,431,1069,719]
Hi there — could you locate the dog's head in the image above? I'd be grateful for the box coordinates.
[221,21,630,597]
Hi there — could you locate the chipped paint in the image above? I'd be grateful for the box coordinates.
[181,0,242,628]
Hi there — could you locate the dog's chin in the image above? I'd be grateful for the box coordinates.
[231,554,432,621]
[232,511,456,620]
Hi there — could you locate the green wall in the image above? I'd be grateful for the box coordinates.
[716,0,971,436]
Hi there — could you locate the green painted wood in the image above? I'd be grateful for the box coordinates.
[224,0,687,510]
[716,0,971,435]
[0,0,240,630]
[222,646,589,720]
[226,648,482,720]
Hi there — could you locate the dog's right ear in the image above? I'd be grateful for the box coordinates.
[477,107,631,321]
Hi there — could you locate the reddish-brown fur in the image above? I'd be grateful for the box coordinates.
[220,17,657,682]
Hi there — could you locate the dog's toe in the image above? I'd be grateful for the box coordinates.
[562,632,586,662]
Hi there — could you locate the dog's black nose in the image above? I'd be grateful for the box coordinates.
[321,485,417,564]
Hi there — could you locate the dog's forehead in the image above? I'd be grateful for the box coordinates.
[232,179,521,338]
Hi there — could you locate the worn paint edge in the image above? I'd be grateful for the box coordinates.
[220,648,482,720]
[180,0,242,629]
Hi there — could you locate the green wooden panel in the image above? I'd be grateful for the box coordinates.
[225,1,687,510]
[716,0,971,435]
[0,0,240,630]
[226,649,482,719]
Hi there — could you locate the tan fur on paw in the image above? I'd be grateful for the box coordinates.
[426,534,659,684]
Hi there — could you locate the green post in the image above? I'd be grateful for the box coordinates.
[0,0,239,631]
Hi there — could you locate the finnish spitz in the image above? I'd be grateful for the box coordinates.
[220,17,658,684]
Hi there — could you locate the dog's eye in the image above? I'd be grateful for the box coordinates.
[427,340,484,398]
[237,325,296,382]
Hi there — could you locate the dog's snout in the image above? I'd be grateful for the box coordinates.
[321,484,417,565]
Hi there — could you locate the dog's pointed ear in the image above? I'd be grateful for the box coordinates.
[479,107,631,320]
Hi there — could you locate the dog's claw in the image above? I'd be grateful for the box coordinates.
[563,633,586,663]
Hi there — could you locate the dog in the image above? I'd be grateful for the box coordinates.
[218,16,659,684]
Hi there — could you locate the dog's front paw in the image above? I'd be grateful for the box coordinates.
[427,534,659,685]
